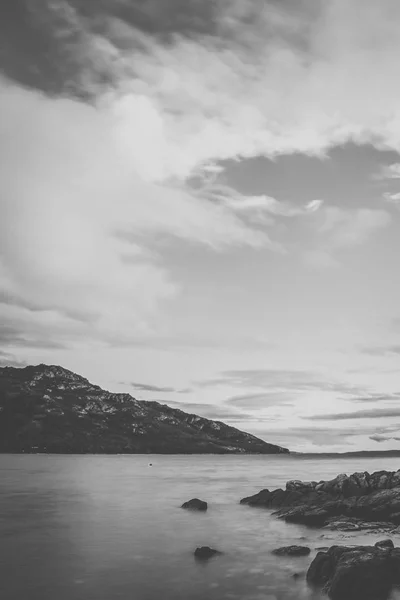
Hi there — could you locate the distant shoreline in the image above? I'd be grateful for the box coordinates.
[1,449,400,457]
[292,450,400,458]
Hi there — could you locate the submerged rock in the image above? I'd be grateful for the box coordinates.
[194,546,221,560]
[306,542,400,600]
[240,469,400,528]
[181,498,208,511]
[272,545,311,557]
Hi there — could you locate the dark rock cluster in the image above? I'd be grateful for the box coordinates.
[240,469,400,528]
[306,540,400,600]
[272,545,311,556]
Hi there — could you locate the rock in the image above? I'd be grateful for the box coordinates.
[325,516,395,531]
[240,469,400,529]
[272,545,311,556]
[286,480,316,492]
[194,546,221,560]
[307,543,400,600]
[375,539,394,550]
[181,498,208,511]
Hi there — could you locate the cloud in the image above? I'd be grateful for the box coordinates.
[252,425,372,448]
[226,391,294,410]
[350,393,400,403]
[369,434,400,443]
[376,164,400,180]
[198,369,366,395]
[153,400,252,422]
[199,183,323,225]
[0,350,27,368]
[383,192,400,205]
[66,2,400,167]
[304,206,391,267]
[307,408,400,421]
[120,381,180,393]
[1,0,399,349]
[7,2,400,176]
[362,345,400,357]
[0,78,279,350]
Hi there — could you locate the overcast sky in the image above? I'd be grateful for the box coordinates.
[2,0,400,452]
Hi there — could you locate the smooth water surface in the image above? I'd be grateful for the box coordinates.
[2,454,400,600]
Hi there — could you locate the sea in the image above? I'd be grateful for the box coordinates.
[2,454,400,600]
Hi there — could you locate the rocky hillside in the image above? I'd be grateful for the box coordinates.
[0,364,289,454]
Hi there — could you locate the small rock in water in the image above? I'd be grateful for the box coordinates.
[272,545,311,557]
[181,498,208,511]
[375,539,394,550]
[194,546,221,560]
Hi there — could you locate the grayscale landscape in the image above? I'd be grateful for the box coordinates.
[2,1,400,599]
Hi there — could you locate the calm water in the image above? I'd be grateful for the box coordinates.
[2,454,400,600]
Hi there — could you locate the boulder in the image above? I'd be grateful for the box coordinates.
[307,543,400,600]
[181,498,208,511]
[272,545,311,557]
[375,539,394,550]
[194,546,221,560]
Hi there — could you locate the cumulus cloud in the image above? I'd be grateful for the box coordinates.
[76,0,400,172]
[0,78,278,348]
[1,0,399,350]
[8,1,400,176]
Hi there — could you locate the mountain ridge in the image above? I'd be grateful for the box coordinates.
[0,364,289,455]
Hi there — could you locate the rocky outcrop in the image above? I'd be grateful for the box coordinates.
[306,542,400,600]
[272,545,310,556]
[194,546,221,560]
[181,498,208,511]
[240,470,400,528]
[0,364,289,454]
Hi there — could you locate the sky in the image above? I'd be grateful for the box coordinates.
[1,0,400,452]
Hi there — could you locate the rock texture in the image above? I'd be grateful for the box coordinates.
[194,546,221,559]
[240,470,400,528]
[181,498,208,511]
[0,364,289,454]
[272,545,310,556]
[306,542,400,600]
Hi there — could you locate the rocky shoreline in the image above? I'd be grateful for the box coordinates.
[237,468,400,598]
[240,468,400,530]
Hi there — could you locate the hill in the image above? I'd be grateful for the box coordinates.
[0,364,289,454]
